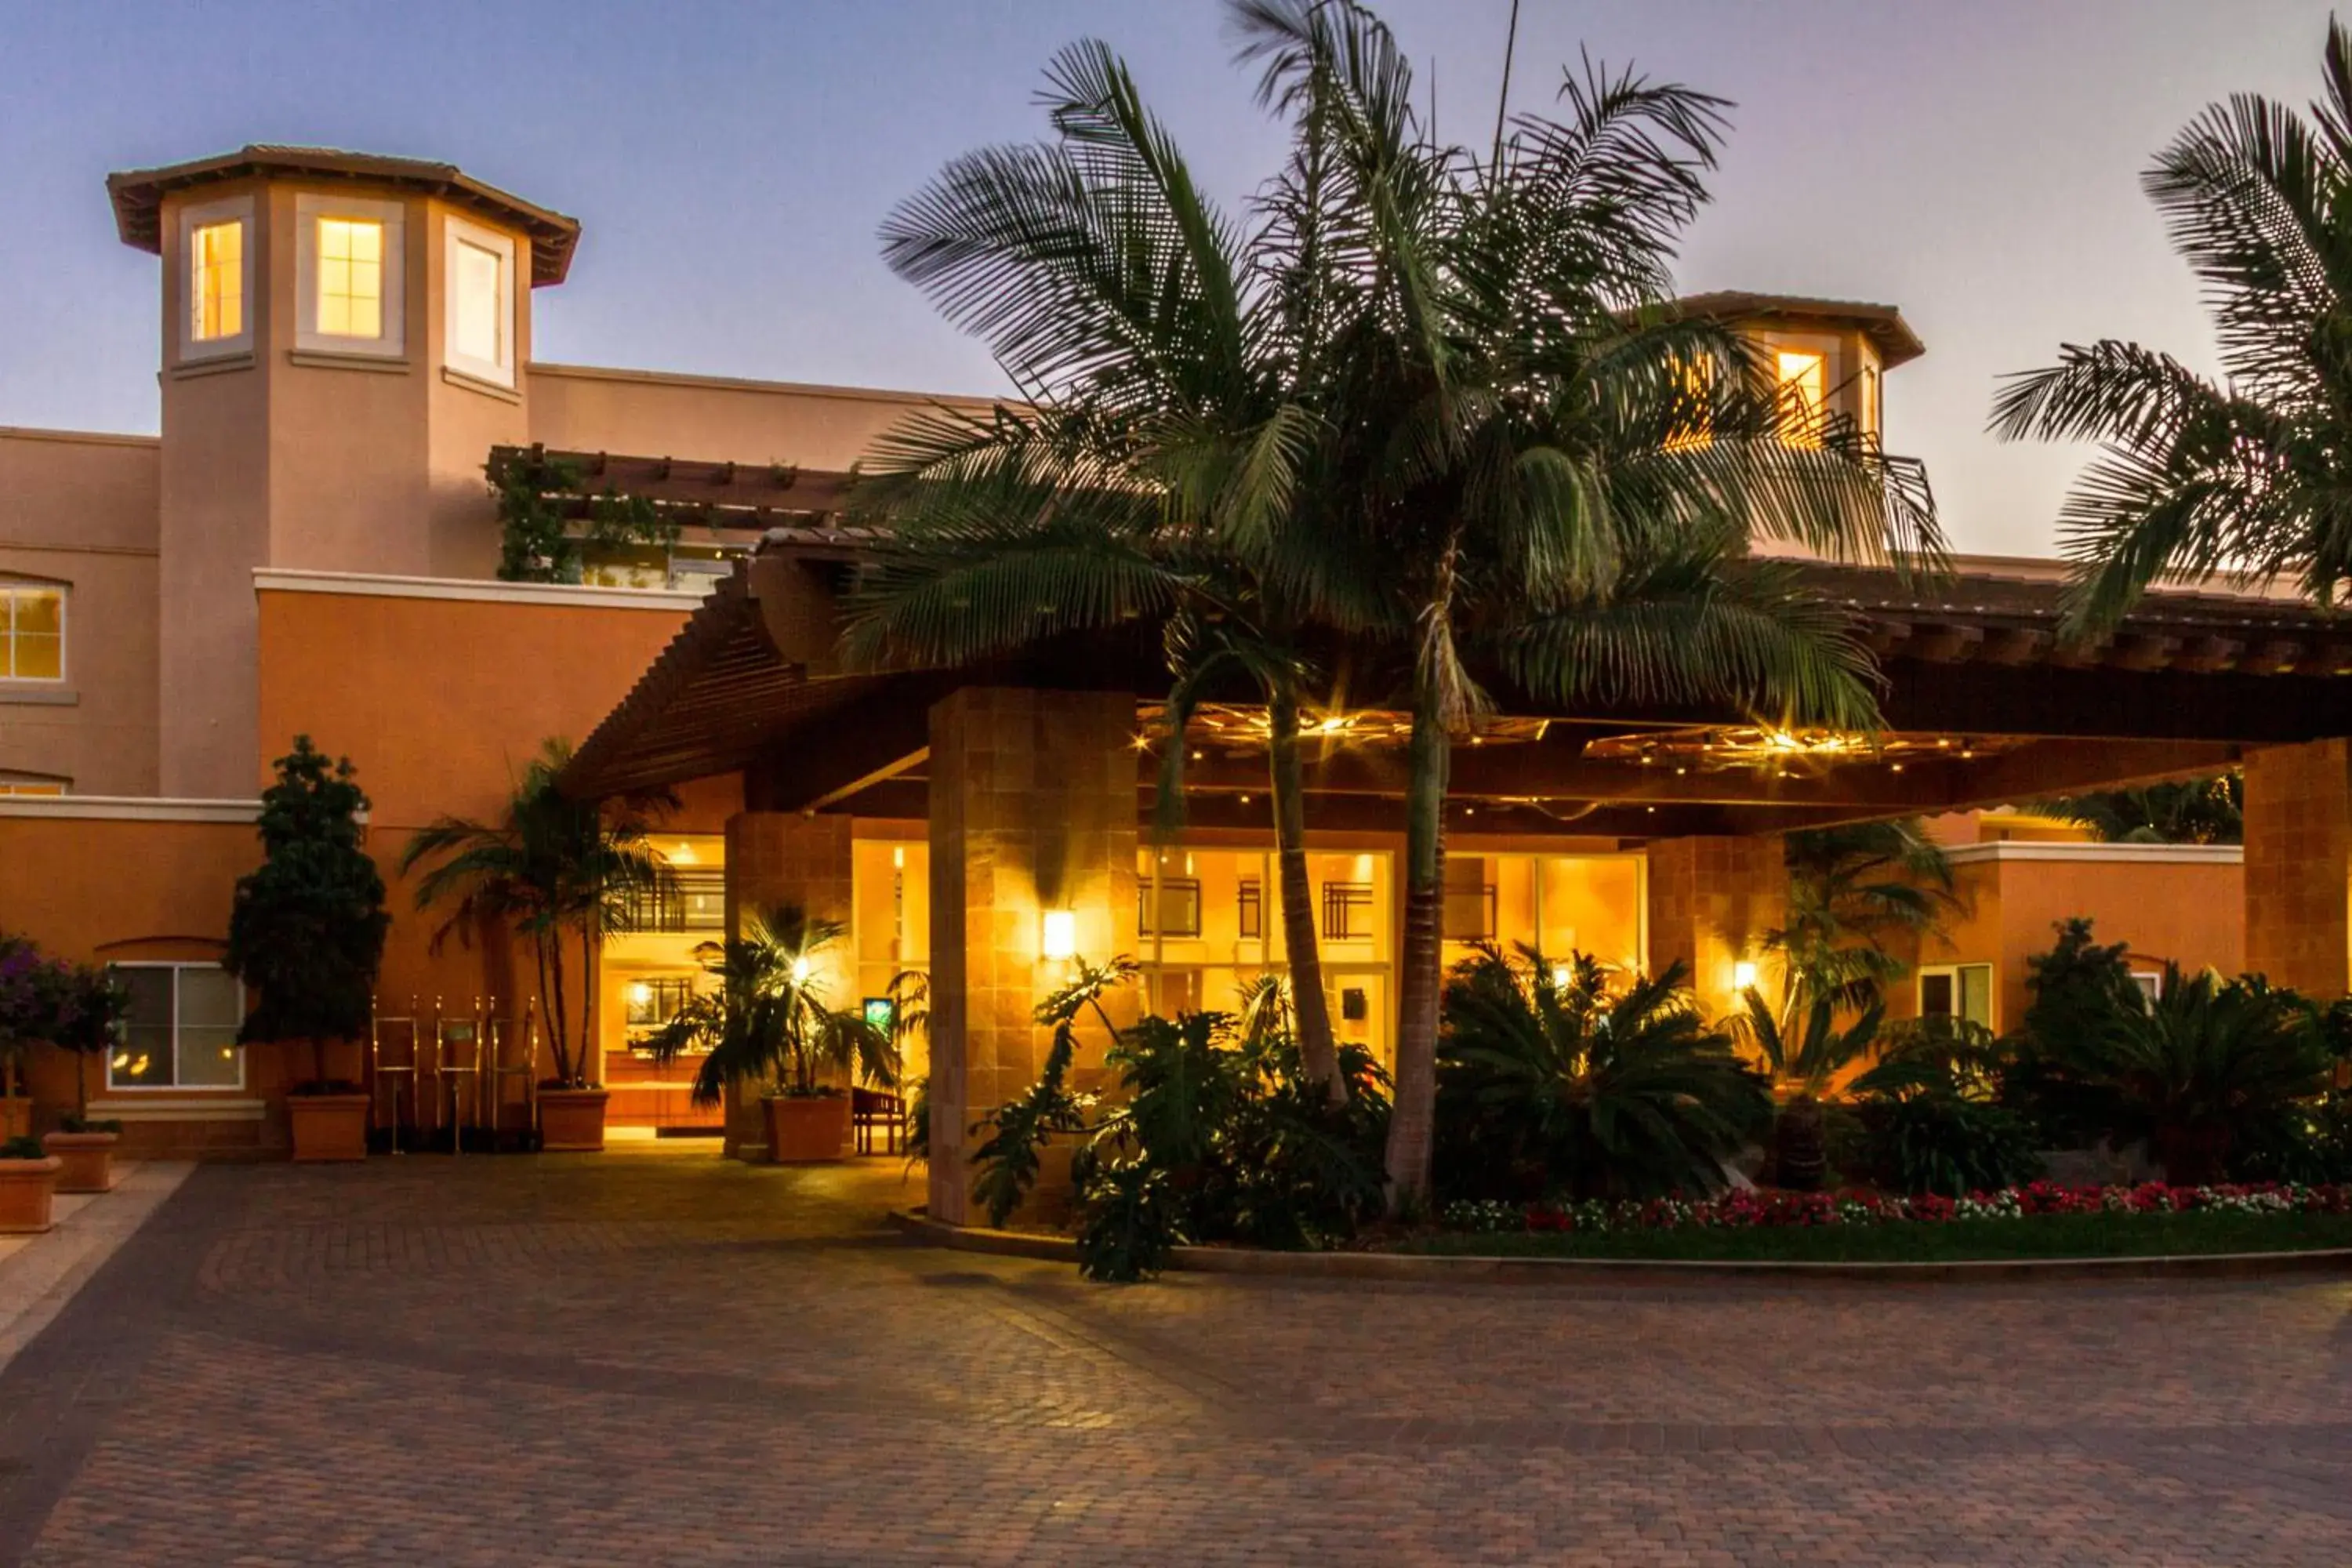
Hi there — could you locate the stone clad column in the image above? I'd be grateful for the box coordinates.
[927,687,1139,1225]
[721,811,855,1158]
[1644,833,1787,1018]
[2243,740,2352,997]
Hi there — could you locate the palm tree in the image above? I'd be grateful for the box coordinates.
[840,32,1374,1102]
[1991,20,2352,629]
[1230,0,1943,1204]
[2043,774,2243,844]
[2049,964,2331,1184]
[645,905,895,1105]
[1737,819,1954,1188]
[1760,820,1958,1018]
[399,739,676,1087]
[1436,946,1770,1200]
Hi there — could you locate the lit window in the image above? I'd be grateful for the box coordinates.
[0,775,67,797]
[0,582,64,681]
[1776,350,1826,448]
[190,220,243,342]
[1661,355,1714,452]
[316,217,385,339]
[108,964,244,1090]
[1919,963,1994,1031]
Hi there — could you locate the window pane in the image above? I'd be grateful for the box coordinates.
[315,219,386,340]
[1920,971,1955,1018]
[178,968,241,1030]
[14,588,60,639]
[176,1026,243,1087]
[1958,965,1994,1029]
[1777,350,1825,448]
[191,220,242,341]
[12,633,60,680]
[452,240,503,364]
[112,969,175,1087]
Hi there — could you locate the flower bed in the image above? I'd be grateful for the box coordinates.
[1417,1183,2352,1263]
[1446,1181,2352,1235]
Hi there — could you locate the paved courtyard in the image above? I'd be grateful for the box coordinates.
[0,1149,2347,1566]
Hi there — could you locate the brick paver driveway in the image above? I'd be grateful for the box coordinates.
[2,1149,2349,1565]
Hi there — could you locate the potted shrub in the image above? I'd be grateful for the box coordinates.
[403,739,677,1154]
[648,904,895,1163]
[225,738,390,1163]
[39,961,128,1193]
[0,1135,61,1234]
[0,933,42,1142]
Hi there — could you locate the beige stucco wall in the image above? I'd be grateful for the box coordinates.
[0,427,162,793]
[154,179,540,795]
[526,363,996,472]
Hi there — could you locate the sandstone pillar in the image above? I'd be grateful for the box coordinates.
[1644,833,1787,1019]
[2243,739,2352,998]
[926,687,1139,1225]
[720,811,855,1158]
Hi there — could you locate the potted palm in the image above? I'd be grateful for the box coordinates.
[0,1135,62,1234]
[403,738,675,1153]
[40,960,128,1192]
[648,905,894,1163]
[226,737,390,1162]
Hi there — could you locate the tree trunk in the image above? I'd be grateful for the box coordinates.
[1268,683,1345,1105]
[531,929,554,1085]
[1384,688,1450,1210]
[546,930,572,1086]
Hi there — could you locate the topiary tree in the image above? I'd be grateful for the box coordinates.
[224,736,389,1091]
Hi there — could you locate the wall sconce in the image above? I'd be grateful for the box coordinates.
[1041,909,1077,961]
[1732,960,1759,993]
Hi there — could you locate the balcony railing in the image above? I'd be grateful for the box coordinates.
[619,867,725,933]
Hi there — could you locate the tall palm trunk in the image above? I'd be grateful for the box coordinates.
[1385,685,1450,1207]
[546,928,572,1086]
[1268,682,1346,1105]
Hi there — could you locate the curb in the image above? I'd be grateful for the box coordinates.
[884,1211,2352,1283]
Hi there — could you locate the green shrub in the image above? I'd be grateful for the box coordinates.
[1073,1157,1189,1282]
[2037,965,2332,1184]
[1855,1094,2045,1196]
[1436,946,1770,1202]
[2231,1089,2352,1184]
[0,1135,45,1160]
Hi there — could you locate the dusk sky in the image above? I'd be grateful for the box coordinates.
[0,1,2336,556]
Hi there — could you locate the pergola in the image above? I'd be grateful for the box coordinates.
[564,544,2352,833]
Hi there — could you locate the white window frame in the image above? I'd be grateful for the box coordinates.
[0,577,66,684]
[443,214,517,387]
[176,194,254,364]
[2130,969,2165,1002]
[295,193,406,358]
[1918,962,1996,1032]
[106,962,246,1091]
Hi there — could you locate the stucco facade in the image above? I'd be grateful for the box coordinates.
[2,140,2342,1174]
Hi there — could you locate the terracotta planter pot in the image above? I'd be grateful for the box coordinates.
[539,1088,610,1152]
[764,1094,851,1163]
[289,1094,371,1163]
[43,1131,118,1194]
[0,1156,61,1234]
[0,1097,29,1142]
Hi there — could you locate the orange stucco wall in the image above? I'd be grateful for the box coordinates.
[0,810,292,1152]
[1906,850,2245,1031]
[254,580,740,1083]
